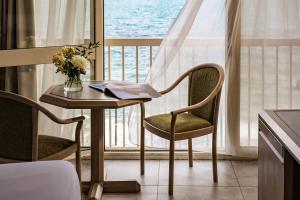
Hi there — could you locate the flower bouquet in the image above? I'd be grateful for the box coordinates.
[52,42,100,92]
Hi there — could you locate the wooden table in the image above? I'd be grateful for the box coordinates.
[40,81,148,200]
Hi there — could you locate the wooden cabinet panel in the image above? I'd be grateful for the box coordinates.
[259,111,300,200]
[258,131,284,200]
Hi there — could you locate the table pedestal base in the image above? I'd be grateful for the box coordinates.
[83,181,141,199]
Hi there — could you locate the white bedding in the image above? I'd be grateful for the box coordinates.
[0,161,81,200]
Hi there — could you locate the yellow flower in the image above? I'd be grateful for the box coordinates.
[71,55,88,72]
[62,46,76,57]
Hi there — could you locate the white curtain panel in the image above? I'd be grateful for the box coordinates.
[240,0,300,147]
[129,0,227,152]
[129,0,300,158]
[34,0,87,139]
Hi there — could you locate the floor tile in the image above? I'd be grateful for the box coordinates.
[105,160,159,186]
[241,187,257,200]
[72,159,257,200]
[102,186,158,200]
[231,161,258,187]
[158,160,239,186]
[158,186,243,200]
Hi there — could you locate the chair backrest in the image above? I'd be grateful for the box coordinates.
[0,91,38,162]
[188,64,223,124]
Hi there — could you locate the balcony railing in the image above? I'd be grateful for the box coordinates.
[240,38,300,146]
[104,38,162,150]
[81,37,300,150]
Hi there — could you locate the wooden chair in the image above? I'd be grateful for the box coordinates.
[0,91,84,181]
[140,63,224,195]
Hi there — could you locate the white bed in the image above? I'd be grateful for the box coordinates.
[0,161,81,200]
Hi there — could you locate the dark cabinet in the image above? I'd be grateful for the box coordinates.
[258,130,284,200]
[259,110,300,200]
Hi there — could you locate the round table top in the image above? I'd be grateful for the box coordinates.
[40,81,148,109]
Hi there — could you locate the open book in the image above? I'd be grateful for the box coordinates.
[89,82,161,99]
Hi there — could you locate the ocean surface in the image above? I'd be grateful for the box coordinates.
[105,0,185,38]
[104,0,185,83]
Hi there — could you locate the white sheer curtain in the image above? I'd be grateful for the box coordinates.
[129,0,300,157]
[240,0,300,147]
[129,0,227,152]
[34,0,87,139]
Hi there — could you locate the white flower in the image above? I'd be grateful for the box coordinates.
[71,55,88,71]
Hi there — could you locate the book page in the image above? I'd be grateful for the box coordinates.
[89,81,161,99]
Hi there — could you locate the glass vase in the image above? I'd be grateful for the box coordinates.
[64,76,83,92]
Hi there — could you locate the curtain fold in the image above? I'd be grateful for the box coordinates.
[225,0,255,157]
[0,0,36,100]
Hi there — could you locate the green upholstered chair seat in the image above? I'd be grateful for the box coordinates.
[144,113,212,133]
[38,135,76,159]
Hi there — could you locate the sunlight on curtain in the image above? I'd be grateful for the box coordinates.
[34,0,88,140]
[34,0,87,47]
[129,0,227,152]
[240,0,300,147]
[128,0,300,157]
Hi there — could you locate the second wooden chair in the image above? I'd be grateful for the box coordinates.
[140,63,224,195]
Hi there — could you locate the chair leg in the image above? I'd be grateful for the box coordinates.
[212,131,218,182]
[76,147,82,183]
[75,148,82,198]
[140,126,145,175]
[140,103,145,175]
[168,139,175,195]
[188,138,193,167]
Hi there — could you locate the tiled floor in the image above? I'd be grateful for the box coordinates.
[77,159,258,200]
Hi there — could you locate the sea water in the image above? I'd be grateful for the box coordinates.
[104,0,185,83]
[105,0,185,38]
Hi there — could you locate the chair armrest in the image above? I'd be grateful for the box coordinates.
[38,106,85,125]
[159,71,192,95]
[39,106,84,143]
[60,116,85,124]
